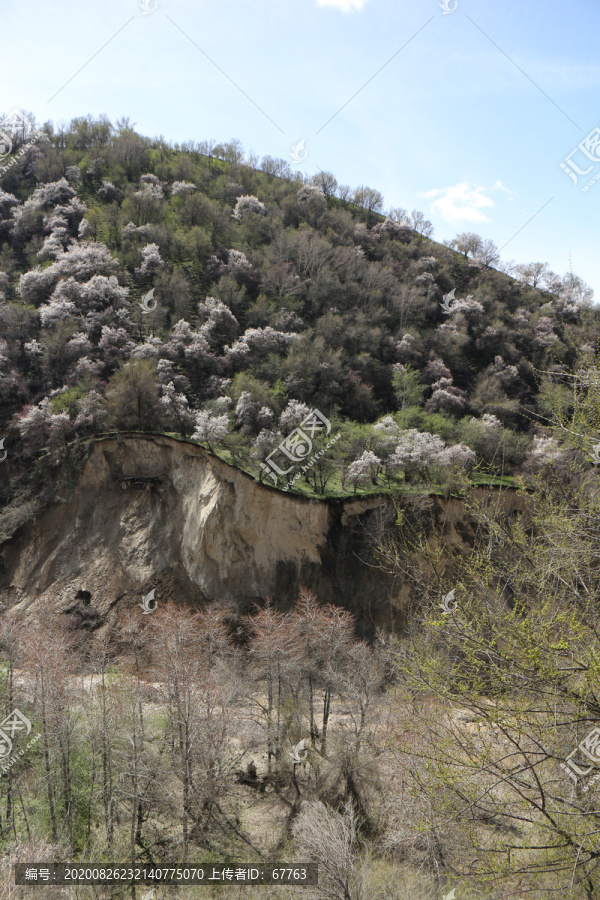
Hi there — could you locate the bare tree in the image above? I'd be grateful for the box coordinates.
[292,799,365,900]
[514,261,550,289]
[21,622,77,846]
[449,231,482,258]
[0,617,24,839]
[149,603,234,857]
[352,187,384,217]
[409,210,434,239]
[290,591,355,757]
[245,602,301,774]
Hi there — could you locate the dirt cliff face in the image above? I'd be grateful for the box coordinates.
[0,435,531,636]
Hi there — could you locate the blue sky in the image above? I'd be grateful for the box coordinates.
[1,0,599,297]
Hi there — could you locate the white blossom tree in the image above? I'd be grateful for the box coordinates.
[388,429,446,481]
[252,428,283,481]
[15,398,52,455]
[234,391,263,435]
[0,189,18,219]
[38,297,77,328]
[425,377,467,416]
[159,382,195,436]
[74,390,107,430]
[345,450,382,493]
[435,443,476,470]
[450,232,483,258]
[196,297,239,347]
[135,243,164,278]
[280,399,312,431]
[232,194,266,221]
[192,410,229,451]
[523,434,565,470]
[226,249,252,273]
[171,181,196,196]
[97,181,117,201]
[227,326,298,358]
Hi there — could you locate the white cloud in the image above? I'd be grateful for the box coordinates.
[422,182,495,224]
[492,180,516,195]
[316,0,368,10]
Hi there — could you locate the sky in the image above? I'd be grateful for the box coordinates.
[0,0,599,297]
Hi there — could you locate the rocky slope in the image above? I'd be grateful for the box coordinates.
[0,435,531,636]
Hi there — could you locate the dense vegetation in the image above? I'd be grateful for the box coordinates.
[1,113,599,529]
[3,114,600,898]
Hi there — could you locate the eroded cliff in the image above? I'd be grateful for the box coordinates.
[0,435,531,635]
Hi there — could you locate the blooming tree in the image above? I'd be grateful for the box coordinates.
[74,390,107,430]
[196,298,239,347]
[435,443,476,470]
[280,400,312,431]
[38,298,77,328]
[253,428,283,478]
[227,326,298,357]
[192,410,229,450]
[171,181,196,196]
[0,189,18,219]
[135,243,164,278]
[345,450,382,493]
[388,429,446,481]
[64,166,80,184]
[159,381,195,435]
[97,181,117,201]
[232,195,266,221]
[524,435,565,470]
[425,377,467,416]
[135,244,164,278]
[420,358,452,385]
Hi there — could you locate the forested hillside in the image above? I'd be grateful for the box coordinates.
[0,114,598,533]
[3,114,600,899]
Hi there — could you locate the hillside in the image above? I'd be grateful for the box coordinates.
[0,115,598,538]
[2,115,600,899]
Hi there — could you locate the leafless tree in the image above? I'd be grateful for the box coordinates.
[292,799,365,900]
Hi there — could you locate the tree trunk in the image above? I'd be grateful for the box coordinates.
[4,656,14,837]
[321,689,331,757]
[40,684,58,843]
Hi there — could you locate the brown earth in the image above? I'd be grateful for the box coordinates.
[0,435,531,637]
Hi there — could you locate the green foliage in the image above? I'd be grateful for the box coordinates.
[391,366,424,411]
[384,457,600,895]
[2,114,600,503]
[49,385,88,416]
